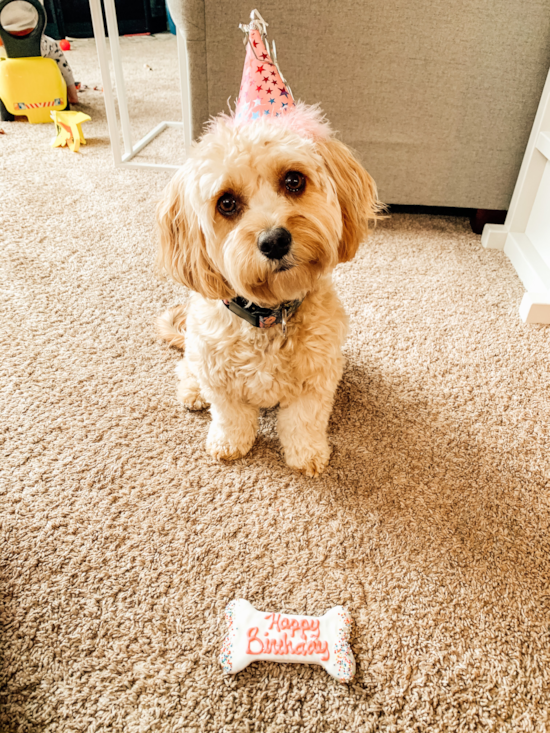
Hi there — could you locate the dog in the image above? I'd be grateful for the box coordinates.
[156,103,380,476]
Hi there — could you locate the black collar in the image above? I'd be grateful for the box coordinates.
[222,296,302,335]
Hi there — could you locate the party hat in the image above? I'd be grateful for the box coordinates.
[235,10,295,124]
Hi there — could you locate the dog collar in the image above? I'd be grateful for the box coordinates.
[222,296,302,336]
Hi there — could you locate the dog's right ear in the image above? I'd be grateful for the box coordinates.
[156,174,233,300]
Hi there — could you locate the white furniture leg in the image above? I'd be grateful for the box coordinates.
[481,68,550,324]
[88,0,192,171]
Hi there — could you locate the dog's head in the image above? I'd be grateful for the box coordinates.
[157,105,380,306]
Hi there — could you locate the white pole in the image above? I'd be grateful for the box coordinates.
[88,0,122,166]
[177,26,193,150]
[102,0,133,157]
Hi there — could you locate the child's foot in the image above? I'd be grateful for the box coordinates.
[67,84,79,105]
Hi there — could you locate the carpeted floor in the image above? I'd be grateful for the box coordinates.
[1,35,550,733]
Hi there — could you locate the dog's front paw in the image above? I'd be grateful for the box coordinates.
[284,441,332,477]
[180,393,210,411]
[206,424,255,461]
[177,381,209,411]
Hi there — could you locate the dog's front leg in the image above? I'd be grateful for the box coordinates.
[206,395,259,461]
[278,389,335,477]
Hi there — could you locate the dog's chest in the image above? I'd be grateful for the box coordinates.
[186,288,347,408]
[196,326,297,407]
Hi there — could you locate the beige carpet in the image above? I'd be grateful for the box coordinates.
[1,36,550,733]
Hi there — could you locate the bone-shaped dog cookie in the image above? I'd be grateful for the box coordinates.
[219,599,355,683]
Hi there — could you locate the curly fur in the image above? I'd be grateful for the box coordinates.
[157,106,381,476]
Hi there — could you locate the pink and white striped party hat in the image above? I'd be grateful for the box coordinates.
[235,10,296,124]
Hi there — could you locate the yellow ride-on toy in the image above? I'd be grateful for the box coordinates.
[0,0,67,122]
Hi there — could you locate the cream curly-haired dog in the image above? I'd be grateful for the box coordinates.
[157,104,379,476]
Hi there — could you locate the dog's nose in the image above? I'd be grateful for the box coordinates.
[257,227,292,260]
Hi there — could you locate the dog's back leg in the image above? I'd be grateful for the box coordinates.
[157,304,187,350]
[175,360,209,411]
[158,304,209,410]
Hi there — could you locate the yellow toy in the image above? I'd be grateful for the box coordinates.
[51,110,91,152]
[0,0,67,123]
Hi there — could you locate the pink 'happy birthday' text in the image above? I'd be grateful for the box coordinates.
[246,613,330,661]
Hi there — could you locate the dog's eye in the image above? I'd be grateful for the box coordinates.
[284,171,306,194]
[217,193,238,217]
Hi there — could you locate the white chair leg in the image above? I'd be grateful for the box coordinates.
[88,0,192,171]
[88,0,122,167]
[102,0,133,157]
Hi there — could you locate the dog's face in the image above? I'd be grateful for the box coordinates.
[157,112,379,306]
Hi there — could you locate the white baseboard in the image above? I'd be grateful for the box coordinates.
[481,224,508,250]
[519,293,550,324]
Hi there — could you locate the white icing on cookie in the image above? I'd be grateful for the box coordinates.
[219,599,355,683]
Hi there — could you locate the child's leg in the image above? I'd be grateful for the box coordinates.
[41,36,78,104]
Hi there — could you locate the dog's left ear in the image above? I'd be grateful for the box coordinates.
[317,138,381,263]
